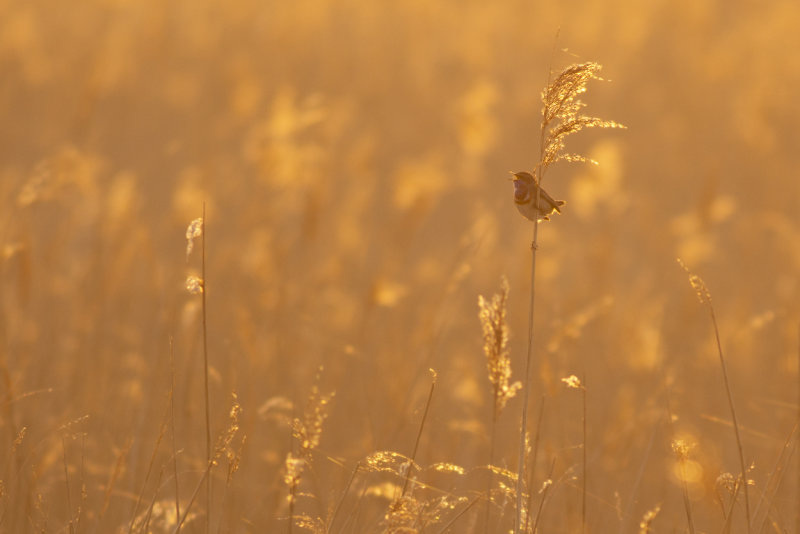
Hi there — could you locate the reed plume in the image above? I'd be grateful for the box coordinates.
[478,277,520,532]
[513,61,624,534]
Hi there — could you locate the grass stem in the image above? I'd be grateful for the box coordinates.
[514,217,539,534]
[484,411,497,534]
[707,304,750,531]
[170,337,181,533]
[524,396,545,533]
[201,203,212,534]
[401,369,436,497]
[581,381,587,534]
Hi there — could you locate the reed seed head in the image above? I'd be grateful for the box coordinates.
[478,276,521,414]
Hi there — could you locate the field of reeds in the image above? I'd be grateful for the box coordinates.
[2,0,800,532]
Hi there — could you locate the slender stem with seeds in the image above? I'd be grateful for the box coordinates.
[707,304,750,531]
[514,57,621,534]
[515,86,550,534]
[531,458,556,534]
[667,400,696,534]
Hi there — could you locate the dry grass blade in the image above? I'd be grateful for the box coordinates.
[200,206,211,534]
[434,495,480,534]
[172,394,241,534]
[530,459,556,534]
[329,462,361,533]
[753,420,798,532]
[677,259,751,532]
[524,396,546,533]
[127,407,170,534]
[61,435,74,534]
[401,369,437,498]
[671,439,697,534]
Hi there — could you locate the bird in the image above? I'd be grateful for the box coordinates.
[511,171,566,221]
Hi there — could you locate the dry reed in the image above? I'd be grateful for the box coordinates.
[678,259,751,531]
[513,61,624,534]
[478,277,520,532]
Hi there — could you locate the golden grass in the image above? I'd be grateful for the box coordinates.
[1,1,800,533]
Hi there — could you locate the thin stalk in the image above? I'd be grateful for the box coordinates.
[401,370,436,497]
[796,321,800,534]
[581,382,587,534]
[707,304,750,531]
[514,131,547,534]
[618,421,659,534]
[514,218,538,534]
[721,478,741,533]
[137,466,166,534]
[77,433,85,533]
[169,337,181,533]
[287,481,296,534]
[514,49,557,531]
[126,414,168,534]
[753,420,798,532]
[201,203,212,534]
[665,381,695,534]
[524,397,546,533]
[329,462,361,533]
[434,495,481,534]
[531,459,556,534]
[484,410,497,534]
[336,482,369,534]
[678,457,697,534]
[172,460,214,534]
[62,435,75,534]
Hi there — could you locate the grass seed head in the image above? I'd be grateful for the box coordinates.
[185,217,203,258]
[478,276,521,414]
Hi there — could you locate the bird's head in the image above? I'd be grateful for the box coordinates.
[511,171,535,203]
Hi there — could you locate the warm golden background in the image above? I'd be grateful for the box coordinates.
[2,0,799,532]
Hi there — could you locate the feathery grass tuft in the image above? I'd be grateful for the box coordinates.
[537,62,626,183]
[478,277,520,533]
[291,369,334,462]
[479,277,521,416]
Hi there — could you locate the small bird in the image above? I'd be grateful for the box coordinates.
[511,171,566,221]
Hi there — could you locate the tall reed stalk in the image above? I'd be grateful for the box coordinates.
[184,208,211,533]
[512,62,624,534]
[201,207,212,533]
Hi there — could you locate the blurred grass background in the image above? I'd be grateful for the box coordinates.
[1,0,799,532]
